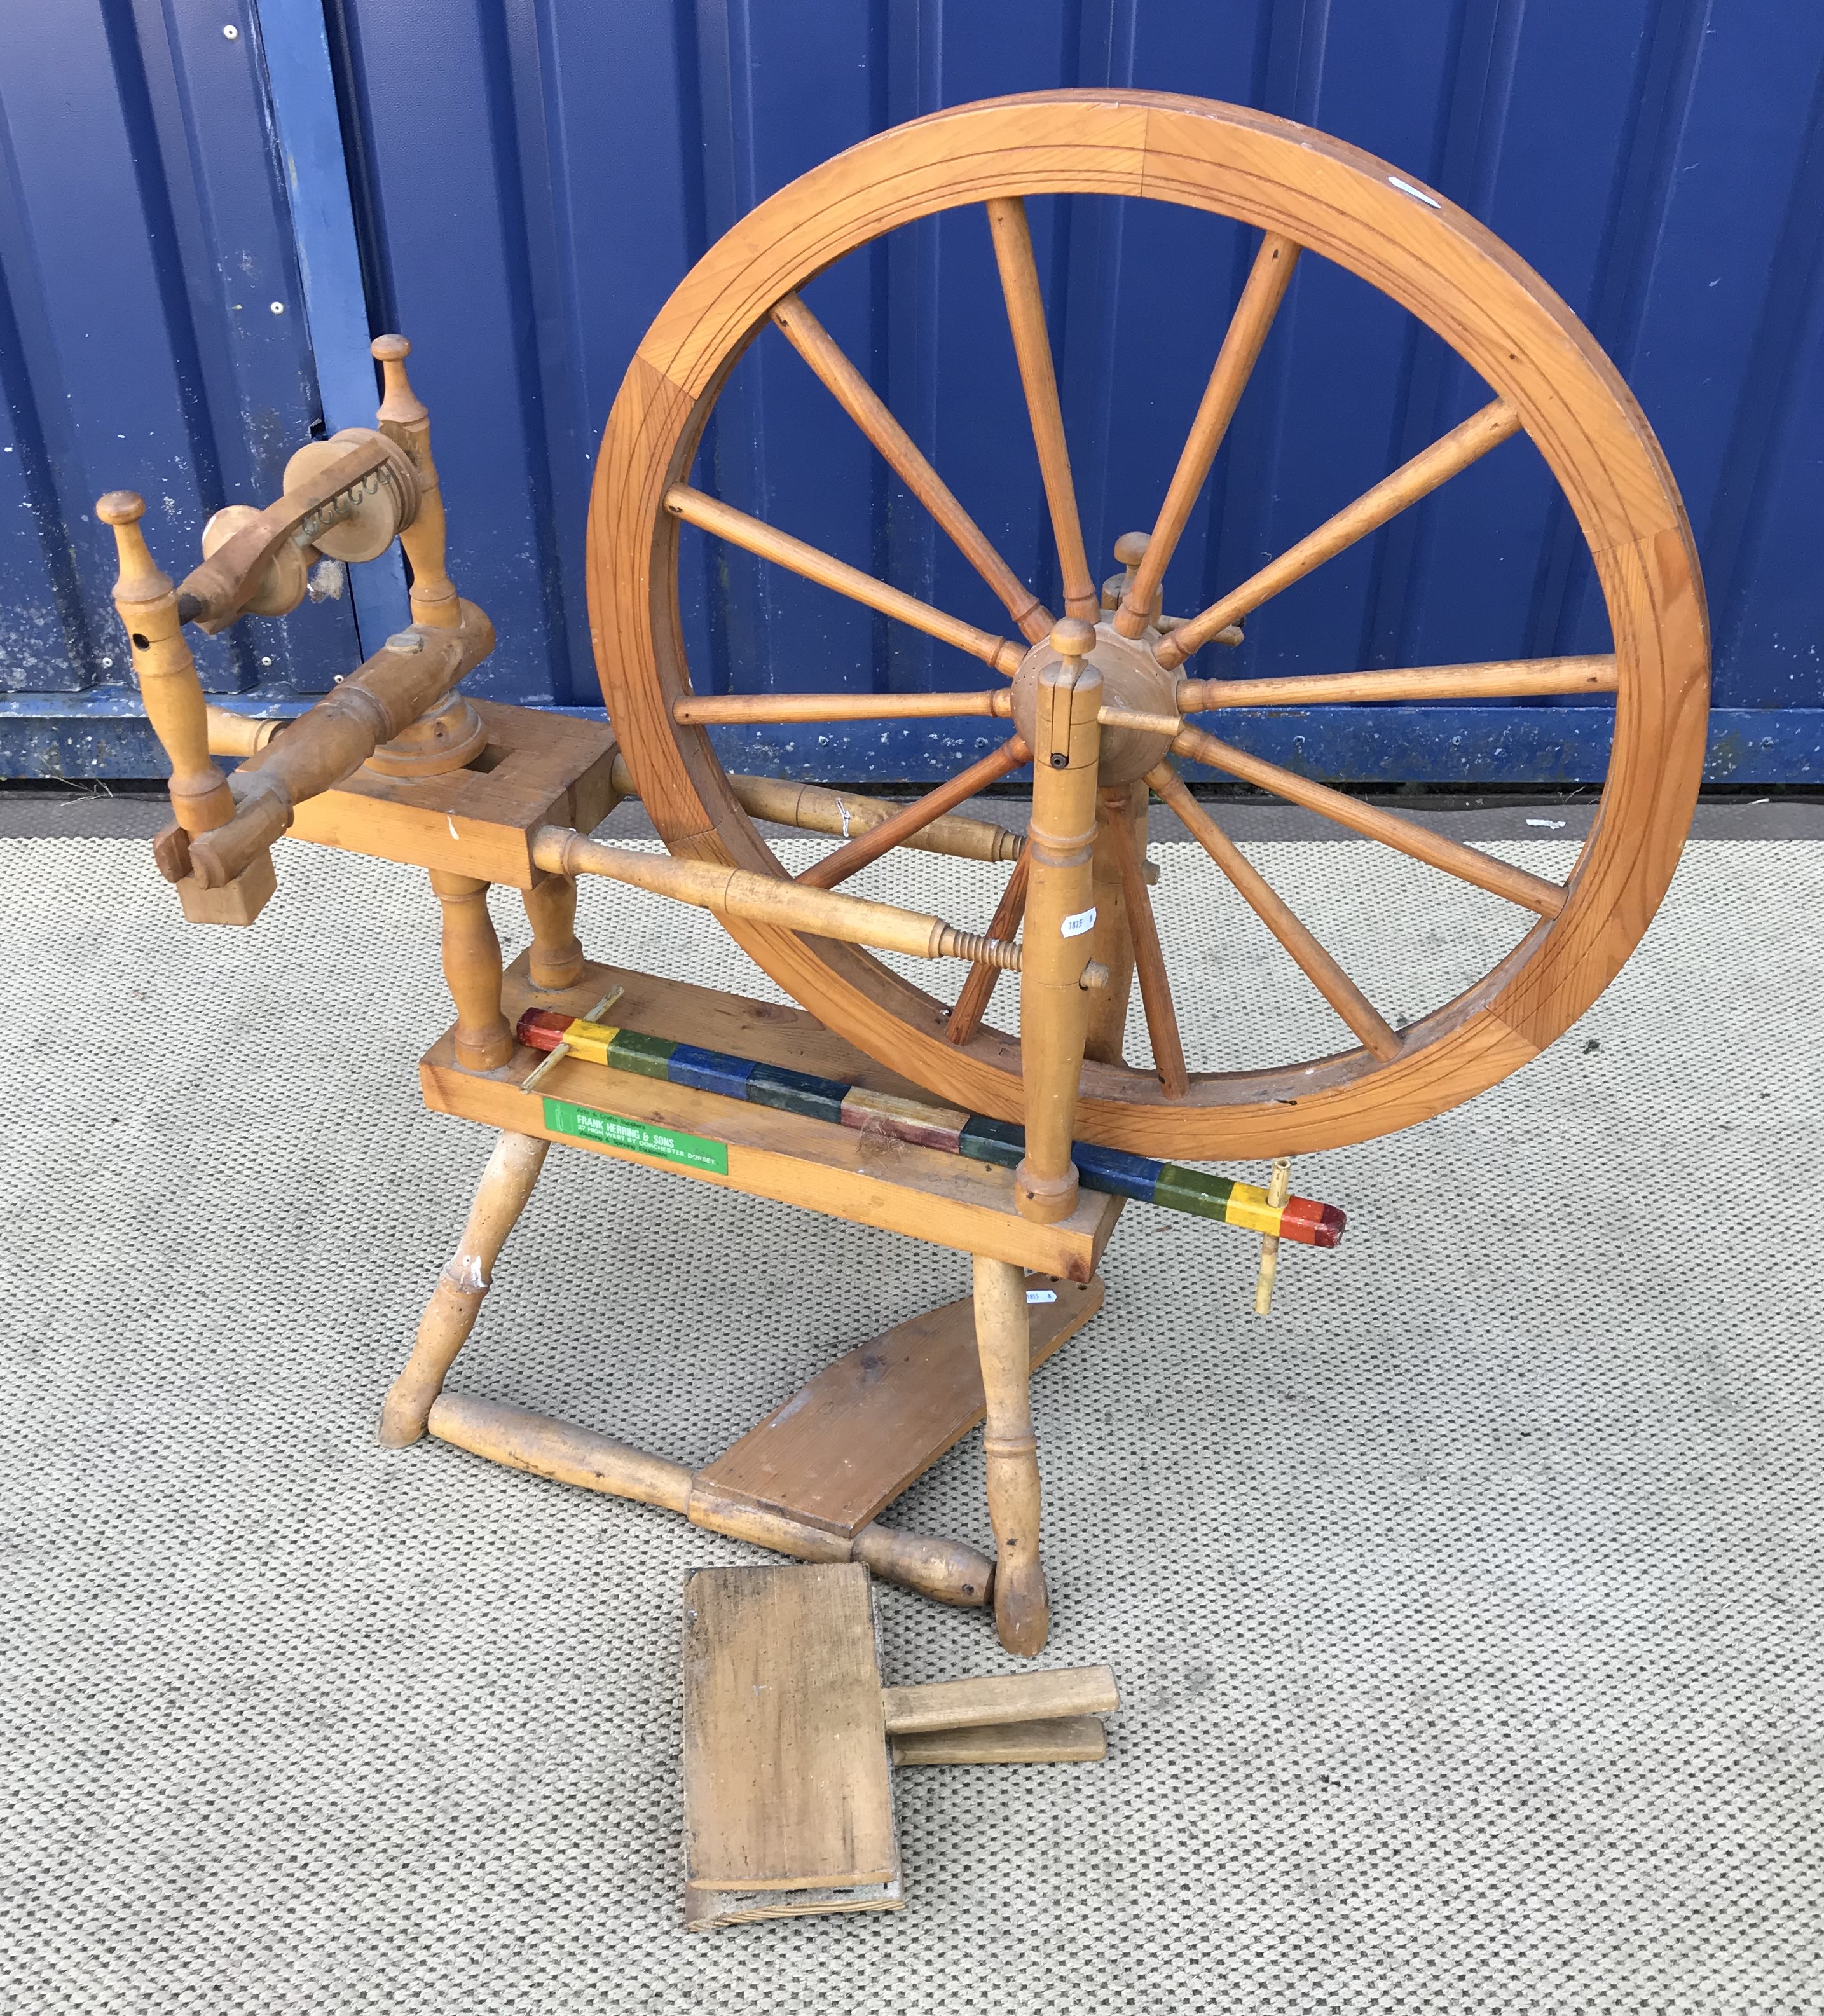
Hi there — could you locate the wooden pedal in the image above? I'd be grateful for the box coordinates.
[680,1561,1118,1930]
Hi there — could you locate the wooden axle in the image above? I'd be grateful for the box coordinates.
[607,756,1022,865]
[183,602,497,890]
[528,823,1048,973]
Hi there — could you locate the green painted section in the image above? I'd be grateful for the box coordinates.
[1151,1165,1238,1221]
[541,1097,728,1175]
[605,1029,677,1080]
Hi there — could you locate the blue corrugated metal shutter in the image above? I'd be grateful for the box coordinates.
[4,1,1821,782]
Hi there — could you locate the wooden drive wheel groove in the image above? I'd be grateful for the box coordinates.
[591,90,1708,1162]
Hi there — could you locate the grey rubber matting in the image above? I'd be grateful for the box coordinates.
[2,835,1820,2012]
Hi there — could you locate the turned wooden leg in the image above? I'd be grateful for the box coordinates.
[379,1130,549,1446]
[973,1254,1049,1655]
[1015,619,1103,1224]
[523,870,585,992]
[429,868,512,1069]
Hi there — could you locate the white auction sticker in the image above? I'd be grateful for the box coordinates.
[1060,906,1097,938]
[1025,1288,1058,1304]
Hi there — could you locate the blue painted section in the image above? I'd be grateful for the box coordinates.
[3,1,1823,784]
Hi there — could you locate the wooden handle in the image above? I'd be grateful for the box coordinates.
[880,1664,1119,1735]
[98,491,236,839]
[373,334,459,627]
[890,1716,1106,1766]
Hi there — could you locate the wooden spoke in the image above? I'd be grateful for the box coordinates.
[984,197,1097,621]
[664,484,1025,675]
[798,736,1032,890]
[945,846,1031,1045]
[675,688,1011,725]
[1114,233,1301,640]
[1156,399,1523,670]
[1178,655,1617,711]
[1146,764,1401,1062]
[771,293,1050,646]
[1172,724,1566,917]
[1100,800,1189,1097]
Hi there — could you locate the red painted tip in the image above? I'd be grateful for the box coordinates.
[1279,1197,1347,1248]
[515,1008,572,1052]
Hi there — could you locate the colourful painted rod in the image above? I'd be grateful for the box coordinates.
[515,1010,1345,1248]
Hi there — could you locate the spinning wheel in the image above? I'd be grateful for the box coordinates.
[594,89,1708,1163]
[94,90,1708,1659]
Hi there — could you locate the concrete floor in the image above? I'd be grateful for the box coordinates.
[2,819,1820,2013]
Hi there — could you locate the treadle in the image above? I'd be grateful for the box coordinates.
[695,1273,1102,1539]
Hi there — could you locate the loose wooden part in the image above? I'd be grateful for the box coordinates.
[880,1664,1119,1735]
[1084,787,1143,1066]
[1146,764,1401,1060]
[1254,1155,1293,1317]
[1015,621,1101,1223]
[973,1254,1049,1656]
[891,1716,1106,1766]
[523,871,585,991]
[682,1565,899,1900]
[98,493,237,839]
[373,334,460,627]
[665,484,1025,676]
[984,196,1097,620]
[795,737,1032,891]
[1177,655,1619,711]
[771,291,1050,643]
[1156,399,1523,669]
[673,687,1010,725]
[203,705,285,758]
[1170,725,1568,917]
[188,602,497,889]
[427,1391,696,1511]
[531,823,1022,967]
[1100,797,1188,1097]
[1115,232,1301,639]
[429,869,514,1070]
[378,1132,550,1445]
[945,846,1030,1046]
[713,768,1022,864]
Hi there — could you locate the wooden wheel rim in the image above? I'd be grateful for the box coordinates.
[589,90,1708,1159]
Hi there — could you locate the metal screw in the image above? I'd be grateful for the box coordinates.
[223,22,238,37]
[385,631,423,654]
[270,302,284,315]
[260,656,273,668]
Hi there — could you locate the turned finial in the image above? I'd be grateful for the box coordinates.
[96,491,171,606]
[1050,615,1095,659]
[373,333,429,427]
[1112,531,1149,570]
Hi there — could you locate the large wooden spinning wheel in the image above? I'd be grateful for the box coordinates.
[591,90,1708,1162]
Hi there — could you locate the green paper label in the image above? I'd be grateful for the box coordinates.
[542,1097,729,1174]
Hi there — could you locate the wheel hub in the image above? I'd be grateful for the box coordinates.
[1009,621,1179,786]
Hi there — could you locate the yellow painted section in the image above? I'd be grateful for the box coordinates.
[561,1018,619,1065]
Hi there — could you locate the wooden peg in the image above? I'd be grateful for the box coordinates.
[519,987,621,1095]
[523,870,586,991]
[372,334,460,629]
[1084,783,1145,1064]
[1014,617,1101,1224]
[98,491,278,924]
[429,868,513,1069]
[1254,1156,1293,1315]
